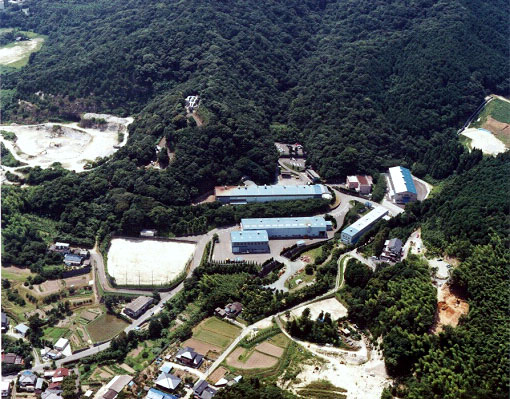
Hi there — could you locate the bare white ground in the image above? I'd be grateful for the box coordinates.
[107,239,196,286]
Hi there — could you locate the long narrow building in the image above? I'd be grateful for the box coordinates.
[215,184,329,204]
[241,216,332,238]
[341,207,388,245]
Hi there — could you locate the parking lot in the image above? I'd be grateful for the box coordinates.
[212,227,332,263]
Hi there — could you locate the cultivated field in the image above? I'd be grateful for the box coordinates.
[226,347,279,369]
[85,313,128,342]
[461,128,506,155]
[107,238,195,286]
[0,114,132,172]
[291,297,348,320]
[185,317,242,359]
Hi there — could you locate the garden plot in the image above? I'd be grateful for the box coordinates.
[107,238,195,286]
[226,347,279,370]
[0,114,132,172]
[291,298,348,320]
[85,313,128,343]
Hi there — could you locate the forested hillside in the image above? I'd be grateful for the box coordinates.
[1,0,509,182]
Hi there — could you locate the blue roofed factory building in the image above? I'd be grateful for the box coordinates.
[231,230,270,254]
[215,184,329,204]
[241,216,332,239]
[341,207,389,245]
[388,166,417,204]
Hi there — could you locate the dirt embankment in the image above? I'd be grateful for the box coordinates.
[432,285,469,334]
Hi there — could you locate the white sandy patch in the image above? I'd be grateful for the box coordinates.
[0,114,132,172]
[0,38,44,65]
[290,342,390,399]
[291,297,347,320]
[461,128,506,155]
[107,238,196,286]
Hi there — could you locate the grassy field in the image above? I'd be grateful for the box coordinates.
[285,268,315,290]
[1,267,35,282]
[85,313,128,342]
[472,98,510,126]
[43,326,71,344]
[125,340,162,372]
[297,380,347,399]
[302,247,323,262]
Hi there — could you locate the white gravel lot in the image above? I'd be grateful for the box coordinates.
[461,128,506,155]
[107,238,196,286]
[291,297,348,320]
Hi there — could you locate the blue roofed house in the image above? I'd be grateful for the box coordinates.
[19,370,37,391]
[63,254,83,267]
[387,166,418,204]
[145,388,178,399]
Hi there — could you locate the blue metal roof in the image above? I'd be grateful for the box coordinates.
[400,167,417,195]
[241,216,328,230]
[341,207,388,237]
[231,230,269,243]
[217,184,327,197]
[146,388,178,399]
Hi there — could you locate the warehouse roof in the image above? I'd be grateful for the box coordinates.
[241,216,328,230]
[341,207,388,236]
[389,166,417,195]
[125,296,153,314]
[215,184,327,198]
[230,230,269,243]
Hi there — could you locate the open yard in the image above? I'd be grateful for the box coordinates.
[291,298,348,320]
[0,114,132,172]
[460,128,506,155]
[1,266,35,282]
[107,238,195,286]
[85,313,128,342]
[0,33,45,69]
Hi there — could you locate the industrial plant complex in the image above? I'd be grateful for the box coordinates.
[215,184,330,204]
[230,216,333,253]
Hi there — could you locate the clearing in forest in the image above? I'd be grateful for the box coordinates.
[291,297,348,320]
[433,285,469,333]
[107,238,195,286]
[0,32,45,69]
[0,114,132,172]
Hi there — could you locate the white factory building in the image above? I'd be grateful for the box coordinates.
[241,216,333,238]
[341,207,389,245]
[215,184,330,204]
[387,166,417,204]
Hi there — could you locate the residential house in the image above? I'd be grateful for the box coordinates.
[49,243,70,253]
[380,238,403,262]
[1,353,24,366]
[14,323,29,337]
[63,254,83,267]
[175,347,203,368]
[124,296,154,319]
[1,381,11,398]
[158,362,173,374]
[225,302,242,319]
[52,368,69,384]
[193,380,216,399]
[154,372,181,392]
[35,378,44,394]
[145,388,178,399]
[214,308,226,318]
[19,371,37,391]
[94,375,133,399]
[346,175,373,195]
[1,312,9,332]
